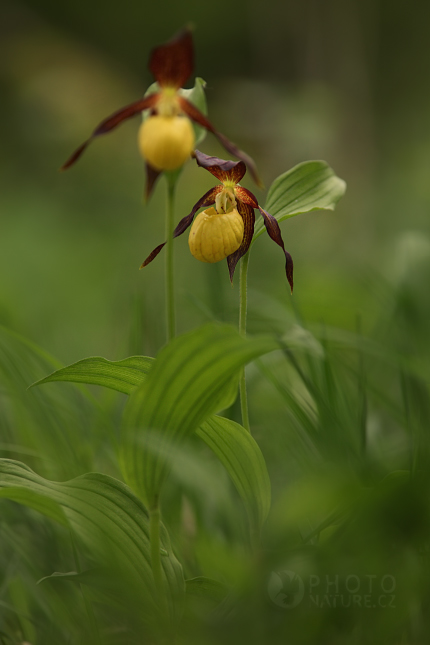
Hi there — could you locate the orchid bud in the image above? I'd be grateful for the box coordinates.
[138,115,195,171]
[188,207,244,263]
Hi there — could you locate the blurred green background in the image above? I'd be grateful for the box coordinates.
[2,0,429,363]
[2,1,430,642]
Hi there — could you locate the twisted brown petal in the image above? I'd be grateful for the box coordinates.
[149,28,194,89]
[144,163,162,201]
[178,97,263,187]
[61,93,160,170]
[234,186,259,208]
[227,202,255,283]
[194,149,246,184]
[140,185,222,268]
[258,206,294,293]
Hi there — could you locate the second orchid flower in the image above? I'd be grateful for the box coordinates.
[61,29,261,196]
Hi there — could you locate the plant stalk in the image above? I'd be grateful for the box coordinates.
[165,177,176,343]
[239,251,251,433]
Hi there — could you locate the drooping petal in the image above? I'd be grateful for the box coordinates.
[234,185,259,209]
[227,202,255,283]
[149,28,194,89]
[140,186,222,268]
[193,149,246,184]
[61,93,160,170]
[258,206,294,293]
[178,97,263,187]
[144,163,162,201]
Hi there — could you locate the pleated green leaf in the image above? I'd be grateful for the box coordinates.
[0,459,184,626]
[31,356,154,395]
[121,323,279,508]
[253,160,346,240]
[197,416,271,535]
[0,486,68,526]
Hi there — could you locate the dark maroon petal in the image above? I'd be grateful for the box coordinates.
[145,163,162,201]
[149,28,193,89]
[193,149,246,183]
[178,97,263,187]
[234,186,259,208]
[227,202,255,283]
[61,93,160,170]
[258,206,294,293]
[140,186,222,268]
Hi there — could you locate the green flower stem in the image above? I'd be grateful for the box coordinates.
[165,176,177,343]
[239,251,251,433]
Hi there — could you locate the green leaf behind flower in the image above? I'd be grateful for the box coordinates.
[179,77,208,146]
[253,160,346,240]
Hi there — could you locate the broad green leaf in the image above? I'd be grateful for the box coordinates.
[31,356,154,395]
[197,416,271,535]
[0,459,184,627]
[121,323,279,508]
[185,576,228,603]
[0,486,67,526]
[30,354,238,410]
[253,160,346,240]
[209,370,240,413]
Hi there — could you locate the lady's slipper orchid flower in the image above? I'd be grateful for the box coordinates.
[61,28,261,196]
[141,150,294,292]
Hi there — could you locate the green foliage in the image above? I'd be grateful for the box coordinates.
[179,77,208,145]
[197,416,271,537]
[32,344,271,537]
[32,355,154,395]
[121,323,278,508]
[0,459,184,630]
[185,576,229,603]
[253,160,347,240]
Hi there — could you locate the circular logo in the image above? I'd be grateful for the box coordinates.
[267,570,305,609]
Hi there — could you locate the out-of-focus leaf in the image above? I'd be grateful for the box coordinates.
[0,326,104,479]
[0,486,67,526]
[210,371,240,413]
[121,323,278,509]
[30,353,239,411]
[197,416,271,536]
[37,571,82,585]
[31,356,154,395]
[185,576,228,603]
[253,160,346,240]
[179,77,208,145]
[0,459,184,627]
